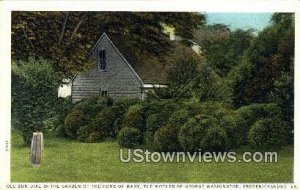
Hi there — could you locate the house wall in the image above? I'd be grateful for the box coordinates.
[72,34,143,103]
[58,83,72,98]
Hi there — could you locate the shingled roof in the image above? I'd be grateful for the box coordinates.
[88,33,201,84]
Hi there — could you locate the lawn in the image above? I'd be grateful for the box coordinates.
[11,131,294,182]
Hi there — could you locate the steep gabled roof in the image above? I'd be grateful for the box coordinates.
[89,32,144,85]
[89,33,201,84]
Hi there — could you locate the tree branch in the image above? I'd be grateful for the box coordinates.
[69,13,87,42]
[59,12,69,46]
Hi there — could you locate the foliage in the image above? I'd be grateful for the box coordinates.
[178,118,206,152]
[166,55,231,102]
[87,131,105,143]
[146,113,166,132]
[12,12,205,76]
[77,125,96,142]
[167,56,200,99]
[248,118,288,149]
[222,114,246,148]
[194,101,233,122]
[201,29,254,77]
[44,97,73,137]
[227,13,294,108]
[117,127,143,148]
[122,104,145,131]
[168,109,190,128]
[11,57,62,145]
[201,126,228,152]
[64,110,86,138]
[74,96,112,119]
[93,105,125,138]
[234,103,282,130]
[153,125,181,152]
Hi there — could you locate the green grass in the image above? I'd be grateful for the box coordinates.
[11,131,293,182]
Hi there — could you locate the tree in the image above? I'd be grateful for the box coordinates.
[228,13,294,108]
[167,53,230,102]
[12,12,205,77]
[225,13,294,130]
[12,57,62,145]
[201,28,254,77]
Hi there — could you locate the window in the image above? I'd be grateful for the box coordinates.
[97,49,106,71]
[101,90,108,97]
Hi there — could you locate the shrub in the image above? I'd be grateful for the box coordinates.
[145,113,166,132]
[143,100,170,115]
[118,127,143,148]
[86,131,105,143]
[64,110,85,138]
[181,98,202,116]
[143,131,157,150]
[53,97,73,137]
[122,104,145,131]
[196,101,233,121]
[74,96,112,118]
[235,103,282,129]
[11,58,62,145]
[77,125,95,142]
[201,126,228,152]
[114,98,140,109]
[168,109,189,128]
[194,114,218,128]
[221,114,246,148]
[77,125,105,143]
[153,125,181,152]
[178,118,206,152]
[248,118,288,149]
[167,56,201,99]
[54,124,68,137]
[93,105,125,138]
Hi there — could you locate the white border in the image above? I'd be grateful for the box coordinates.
[0,0,299,189]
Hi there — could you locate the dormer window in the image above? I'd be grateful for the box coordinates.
[97,49,106,71]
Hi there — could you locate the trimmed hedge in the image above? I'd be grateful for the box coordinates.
[146,113,165,132]
[178,118,206,152]
[77,125,95,142]
[74,96,112,118]
[122,104,145,131]
[118,127,143,148]
[235,103,282,130]
[222,114,246,148]
[248,118,288,149]
[201,126,228,152]
[61,96,290,152]
[168,109,189,128]
[64,110,85,138]
[153,125,181,152]
[93,105,125,138]
[87,131,105,143]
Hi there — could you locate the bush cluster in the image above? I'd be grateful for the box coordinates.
[118,127,143,148]
[248,118,288,149]
[62,97,142,143]
[11,58,62,145]
[57,95,290,152]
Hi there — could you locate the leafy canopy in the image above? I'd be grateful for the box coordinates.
[12,12,205,76]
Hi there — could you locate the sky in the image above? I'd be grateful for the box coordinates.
[206,13,273,31]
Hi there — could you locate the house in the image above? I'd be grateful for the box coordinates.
[58,78,72,98]
[162,23,201,55]
[58,30,201,102]
[66,33,167,103]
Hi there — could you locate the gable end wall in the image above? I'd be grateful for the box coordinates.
[72,34,143,102]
